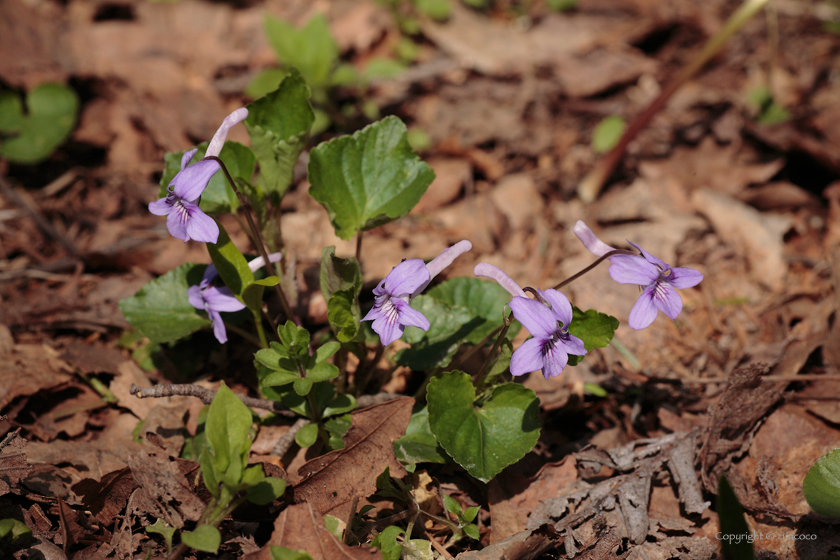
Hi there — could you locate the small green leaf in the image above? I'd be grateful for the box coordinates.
[308,116,435,240]
[199,446,219,497]
[463,523,480,540]
[307,361,340,383]
[716,476,755,560]
[0,518,31,542]
[119,263,210,343]
[394,404,449,468]
[327,289,362,342]
[270,546,315,560]
[443,494,462,515]
[323,515,344,539]
[371,525,404,560]
[205,383,253,476]
[293,377,313,396]
[325,414,351,450]
[323,393,356,417]
[363,58,406,80]
[320,247,362,301]
[584,383,608,397]
[414,0,451,20]
[246,68,289,99]
[207,223,253,297]
[0,83,79,164]
[314,341,341,363]
[804,448,840,518]
[246,476,287,505]
[462,506,480,523]
[569,307,619,351]
[245,69,314,199]
[264,15,338,88]
[427,372,540,482]
[241,276,281,312]
[592,115,626,154]
[295,422,320,448]
[181,525,221,553]
[145,519,176,551]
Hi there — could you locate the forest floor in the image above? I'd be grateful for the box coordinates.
[1,0,840,558]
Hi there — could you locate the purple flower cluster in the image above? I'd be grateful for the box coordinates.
[363,241,472,346]
[149,108,249,244]
[188,253,282,343]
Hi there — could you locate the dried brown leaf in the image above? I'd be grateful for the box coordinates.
[244,502,380,560]
[293,397,413,519]
[128,450,203,528]
[73,468,138,525]
[0,434,34,496]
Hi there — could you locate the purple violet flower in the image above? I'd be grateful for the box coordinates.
[509,289,586,379]
[149,108,249,243]
[573,220,615,257]
[188,252,282,344]
[364,240,472,346]
[608,242,704,330]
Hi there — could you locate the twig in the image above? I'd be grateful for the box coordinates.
[271,417,310,457]
[424,529,455,560]
[0,428,21,452]
[129,384,296,417]
[578,0,772,201]
[647,373,840,384]
[0,176,80,256]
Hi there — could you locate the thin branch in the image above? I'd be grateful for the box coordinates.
[271,417,310,457]
[129,384,296,417]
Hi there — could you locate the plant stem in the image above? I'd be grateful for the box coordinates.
[355,231,364,267]
[577,0,772,202]
[552,249,635,290]
[207,156,298,324]
[472,311,513,390]
[252,309,269,349]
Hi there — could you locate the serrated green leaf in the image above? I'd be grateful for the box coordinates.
[0,83,79,164]
[308,116,435,240]
[181,525,221,553]
[295,422,320,448]
[394,404,448,467]
[320,246,362,300]
[206,383,253,477]
[592,115,626,154]
[246,476,287,505]
[264,15,338,88]
[569,307,619,351]
[119,263,210,343]
[371,525,404,560]
[717,476,755,560]
[426,278,521,344]
[246,68,289,99]
[328,289,361,342]
[427,372,540,482]
[270,546,315,560]
[245,69,314,199]
[804,448,840,518]
[207,223,253,297]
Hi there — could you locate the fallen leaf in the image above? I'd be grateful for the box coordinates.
[293,397,413,519]
[244,501,381,560]
[72,468,138,525]
[128,450,203,528]
[0,434,34,496]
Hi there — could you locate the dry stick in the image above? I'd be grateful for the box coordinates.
[271,417,310,457]
[648,374,840,384]
[205,156,297,325]
[129,383,297,417]
[577,0,773,202]
[0,176,80,256]
[0,428,21,452]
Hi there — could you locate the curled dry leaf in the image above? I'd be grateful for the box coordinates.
[0,434,34,496]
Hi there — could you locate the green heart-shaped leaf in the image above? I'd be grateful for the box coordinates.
[119,263,210,343]
[804,448,840,518]
[245,69,314,199]
[181,525,221,553]
[427,371,540,482]
[308,116,435,240]
[264,14,338,88]
[0,83,79,164]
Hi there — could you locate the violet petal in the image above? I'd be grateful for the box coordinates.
[510,297,557,338]
[608,254,660,285]
[510,337,546,376]
[541,346,569,379]
[627,288,659,330]
[184,207,220,244]
[148,198,172,216]
[170,159,221,201]
[392,298,430,331]
[651,282,683,320]
[383,259,430,297]
[539,289,573,328]
[668,267,704,289]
